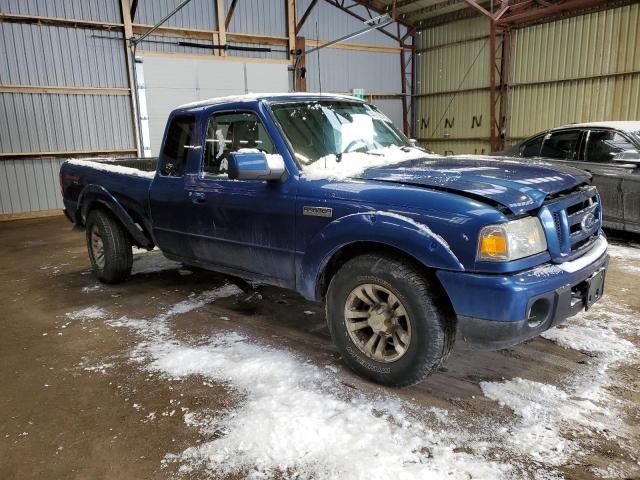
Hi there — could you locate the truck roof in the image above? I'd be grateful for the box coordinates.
[177,92,363,111]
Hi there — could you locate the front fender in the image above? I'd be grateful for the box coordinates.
[298,211,465,300]
[78,184,153,248]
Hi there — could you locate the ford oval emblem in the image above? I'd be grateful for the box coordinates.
[581,212,596,231]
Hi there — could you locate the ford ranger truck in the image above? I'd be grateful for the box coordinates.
[60,93,608,386]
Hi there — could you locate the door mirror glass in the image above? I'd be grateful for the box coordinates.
[612,149,640,164]
[227,150,286,181]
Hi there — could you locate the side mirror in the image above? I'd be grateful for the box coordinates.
[409,138,418,147]
[227,150,286,181]
[612,150,640,165]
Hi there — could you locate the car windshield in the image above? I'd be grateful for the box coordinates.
[270,100,412,167]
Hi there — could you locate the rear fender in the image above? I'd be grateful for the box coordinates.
[298,211,465,300]
[78,184,153,248]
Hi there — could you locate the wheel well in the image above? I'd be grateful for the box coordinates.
[317,241,455,317]
[83,201,153,249]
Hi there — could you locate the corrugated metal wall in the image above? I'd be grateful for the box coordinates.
[508,3,640,140]
[417,3,640,154]
[0,158,66,214]
[0,0,406,217]
[415,17,494,155]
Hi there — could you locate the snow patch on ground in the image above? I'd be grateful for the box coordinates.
[607,243,640,261]
[103,285,511,479]
[482,295,639,467]
[66,306,107,321]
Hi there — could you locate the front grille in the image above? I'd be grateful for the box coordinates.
[540,185,602,262]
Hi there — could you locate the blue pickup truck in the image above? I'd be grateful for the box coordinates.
[60,93,608,386]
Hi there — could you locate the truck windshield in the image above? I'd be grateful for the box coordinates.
[270,101,412,167]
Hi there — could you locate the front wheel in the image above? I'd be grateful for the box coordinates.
[85,210,133,284]
[326,254,455,387]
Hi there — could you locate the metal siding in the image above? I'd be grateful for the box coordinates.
[0,158,65,213]
[135,0,216,30]
[421,140,491,156]
[0,0,122,23]
[507,3,640,140]
[416,90,492,140]
[0,23,128,88]
[371,98,403,129]
[224,0,287,37]
[305,49,401,94]
[418,17,489,50]
[0,93,134,154]
[419,37,490,94]
[297,0,398,47]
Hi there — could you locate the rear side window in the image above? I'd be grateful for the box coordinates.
[585,130,638,163]
[159,116,195,177]
[520,135,544,157]
[540,130,581,160]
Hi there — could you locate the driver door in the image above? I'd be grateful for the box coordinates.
[186,109,296,286]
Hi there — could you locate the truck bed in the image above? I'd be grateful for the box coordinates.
[60,157,158,243]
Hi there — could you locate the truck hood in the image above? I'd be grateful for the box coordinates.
[360,156,591,214]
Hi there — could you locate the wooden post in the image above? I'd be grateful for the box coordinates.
[286,0,297,61]
[120,0,141,156]
[295,36,306,92]
[216,0,226,56]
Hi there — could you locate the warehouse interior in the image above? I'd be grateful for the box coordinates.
[1,0,639,219]
[2,2,640,479]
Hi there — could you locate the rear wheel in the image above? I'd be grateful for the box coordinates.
[326,254,455,386]
[85,210,133,283]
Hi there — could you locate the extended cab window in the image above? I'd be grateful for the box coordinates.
[585,130,638,163]
[158,116,195,177]
[202,112,275,176]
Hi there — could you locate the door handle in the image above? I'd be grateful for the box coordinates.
[189,191,206,204]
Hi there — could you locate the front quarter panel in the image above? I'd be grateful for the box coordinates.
[297,210,468,300]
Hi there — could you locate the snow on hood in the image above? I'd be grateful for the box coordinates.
[302,145,436,181]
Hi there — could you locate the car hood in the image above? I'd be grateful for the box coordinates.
[360,156,591,214]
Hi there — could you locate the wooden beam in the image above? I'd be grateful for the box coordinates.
[136,50,291,64]
[0,209,64,222]
[287,0,297,60]
[499,0,613,25]
[0,13,122,30]
[295,37,307,92]
[131,24,290,46]
[0,148,137,158]
[225,0,239,29]
[296,0,318,34]
[305,39,401,53]
[215,0,227,56]
[120,0,141,157]
[462,0,493,18]
[0,85,131,95]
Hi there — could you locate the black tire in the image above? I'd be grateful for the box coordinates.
[85,210,133,284]
[326,254,455,387]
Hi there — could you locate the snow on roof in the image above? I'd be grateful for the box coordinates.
[552,121,640,133]
[178,92,362,110]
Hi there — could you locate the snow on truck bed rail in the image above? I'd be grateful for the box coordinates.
[65,158,156,178]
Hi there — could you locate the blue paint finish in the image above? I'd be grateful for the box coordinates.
[60,94,609,339]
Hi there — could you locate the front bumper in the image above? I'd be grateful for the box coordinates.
[437,235,609,350]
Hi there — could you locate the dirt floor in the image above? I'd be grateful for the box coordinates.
[0,216,639,480]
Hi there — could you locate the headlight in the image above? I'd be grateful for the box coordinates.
[477,217,547,262]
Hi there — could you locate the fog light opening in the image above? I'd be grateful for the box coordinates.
[527,298,550,328]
